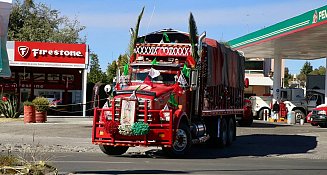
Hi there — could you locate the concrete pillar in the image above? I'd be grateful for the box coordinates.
[325,58,327,104]
[273,57,282,102]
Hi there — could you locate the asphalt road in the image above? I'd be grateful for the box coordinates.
[50,152,327,175]
[1,117,327,174]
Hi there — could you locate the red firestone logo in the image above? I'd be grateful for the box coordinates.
[18,46,30,58]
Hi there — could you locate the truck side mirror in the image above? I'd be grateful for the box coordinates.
[104,84,112,94]
[191,69,198,90]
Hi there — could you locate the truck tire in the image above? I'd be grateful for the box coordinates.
[294,109,305,123]
[227,117,236,146]
[162,123,191,156]
[99,145,129,155]
[318,123,327,128]
[218,118,228,148]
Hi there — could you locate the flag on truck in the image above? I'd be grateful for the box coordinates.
[143,76,153,87]
[177,73,188,87]
[148,67,160,78]
[168,93,178,107]
[182,64,190,78]
[151,58,159,65]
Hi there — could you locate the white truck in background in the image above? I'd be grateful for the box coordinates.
[249,88,307,121]
[281,88,307,121]
[249,95,272,120]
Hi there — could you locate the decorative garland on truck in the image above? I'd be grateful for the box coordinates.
[104,121,150,136]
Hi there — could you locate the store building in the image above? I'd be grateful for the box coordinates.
[0,41,89,116]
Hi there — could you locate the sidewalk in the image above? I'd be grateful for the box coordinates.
[2,115,95,125]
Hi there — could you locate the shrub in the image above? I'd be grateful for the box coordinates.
[32,97,50,112]
[0,96,20,118]
[23,101,34,106]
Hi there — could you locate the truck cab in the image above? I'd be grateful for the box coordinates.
[306,89,325,112]
[280,88,307,121]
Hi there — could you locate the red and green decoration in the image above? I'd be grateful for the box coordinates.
[105,122,149,136]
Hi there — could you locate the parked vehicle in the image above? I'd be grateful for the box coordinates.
[249,95,271,120]
[92,28,246,156]
[308,104,327,128]
[250,88,307,122]
[306,111,318,126]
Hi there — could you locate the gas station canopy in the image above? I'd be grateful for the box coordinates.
[228,5,327,60]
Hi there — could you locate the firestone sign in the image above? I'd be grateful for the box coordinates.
[11,41,88,68]
[18,46,83,58]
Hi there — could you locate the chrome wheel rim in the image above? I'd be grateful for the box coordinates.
[173,129,188,152]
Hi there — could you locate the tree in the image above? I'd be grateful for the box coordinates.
[128,7,145,57]
[88,53,106,84]
[297,61,313,87]
[283,67,292,87]
[8,0,86,43]
[310,66,326,75]
[105,54,129,83]
[106,61,117,84]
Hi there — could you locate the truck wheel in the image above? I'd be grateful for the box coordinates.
[318,123,327,128]
[294,110,305,123]
[218,118,228,148]
[227,117,235,146]
[163,123,191,156]
[99,145,129,155]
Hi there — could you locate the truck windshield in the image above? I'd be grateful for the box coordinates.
[131,72,176,84]
[131,66,179,84]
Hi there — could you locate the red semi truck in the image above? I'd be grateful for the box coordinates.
[92,29,246,156]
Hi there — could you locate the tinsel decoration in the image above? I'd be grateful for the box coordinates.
[104,121,119,135]
[118,124,133,136]
[131,122,150,135]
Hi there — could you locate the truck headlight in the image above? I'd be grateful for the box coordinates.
[317,110,326,115]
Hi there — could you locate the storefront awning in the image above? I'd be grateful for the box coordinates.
[247,77,273,86]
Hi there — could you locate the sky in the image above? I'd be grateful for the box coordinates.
[33,0,327,74]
